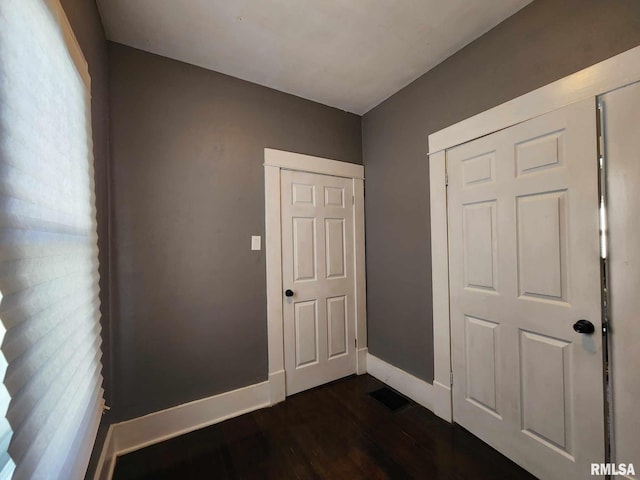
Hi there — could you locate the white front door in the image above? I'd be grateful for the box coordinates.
[280,169,356,395]
[447,98,605,479]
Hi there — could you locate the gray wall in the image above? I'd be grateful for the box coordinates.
[108,43,362,421]
[362,0,640,382]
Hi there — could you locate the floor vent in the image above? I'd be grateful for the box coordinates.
[369,387,411,412]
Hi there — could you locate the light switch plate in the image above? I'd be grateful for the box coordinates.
[251,235,261,251]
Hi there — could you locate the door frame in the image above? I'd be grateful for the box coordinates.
[264,148,367,404]
[427,44,640,423]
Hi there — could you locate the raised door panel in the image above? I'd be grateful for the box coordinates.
[463,201,497,291]
[520,331,572,456]
[465,316,500,416]
[462,152,495,187]
[325,218,346,279]
[327,296,347,358]
[294,300,318,368]
[292,183,316,206]
[516,191,567,302]
[293,217,317,282]
[324,186,344,207]
[515,130,564,176]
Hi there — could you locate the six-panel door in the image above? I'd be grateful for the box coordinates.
[447,99,605,480]
[281,170,356,395]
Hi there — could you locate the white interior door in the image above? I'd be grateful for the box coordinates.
[281,169,356,395]
[601,82,640,479]
[447,98,605,480]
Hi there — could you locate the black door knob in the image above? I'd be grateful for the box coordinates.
[285,289,294,297]
[573,319,595,334]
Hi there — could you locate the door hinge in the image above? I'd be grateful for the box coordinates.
[352,195,355,205]
[450,372,453,386]
[355,338,357,348]
[445,172,449,186]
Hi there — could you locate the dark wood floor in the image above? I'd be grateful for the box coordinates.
[113,375,536,479]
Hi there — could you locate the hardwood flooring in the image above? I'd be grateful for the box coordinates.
[112,374,535,479]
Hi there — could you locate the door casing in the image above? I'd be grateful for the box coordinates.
[264,148,367,403]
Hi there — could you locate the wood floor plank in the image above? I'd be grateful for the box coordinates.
[112,375,536,480]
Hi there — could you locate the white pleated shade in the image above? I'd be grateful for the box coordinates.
[0,1,105,478]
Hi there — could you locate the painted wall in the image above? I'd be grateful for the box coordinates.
[108,43,362,421]
[362,0,640,382]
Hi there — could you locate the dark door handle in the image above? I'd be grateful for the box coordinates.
[285,289,294,297]
[573,319,595,334]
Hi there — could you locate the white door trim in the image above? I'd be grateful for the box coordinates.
[428,44,640,424]
[264,148,367,403]
[264,148,365,179]
[428,149,453,422]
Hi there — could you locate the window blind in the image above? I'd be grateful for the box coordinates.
[0,1,105,479]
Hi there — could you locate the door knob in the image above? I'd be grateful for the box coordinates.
[573,319,595,334]
[285,289,294,297]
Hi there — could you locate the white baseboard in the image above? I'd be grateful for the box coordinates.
[94,354,445,480]
[94,380,272,480]
[432,380,452,422]
[366,353,434,411]
[357,347,368,375]
[269,370,286,405]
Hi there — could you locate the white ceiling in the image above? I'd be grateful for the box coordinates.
[97,0,532,114]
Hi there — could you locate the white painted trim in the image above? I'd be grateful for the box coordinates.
[264,165,286,404]
[366,354,433,411]
[432,381,452,423]
[264,148,364,179]
[428,45,640,154]
[115,381,271,455]
[269,370,286,405]
[47,0,91,88]
[428,45,640,428]
[264,148,367,398]
[353,178,368,375]
[94,381,271,480]
[357,347,369,375]
[429,150,452,423]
